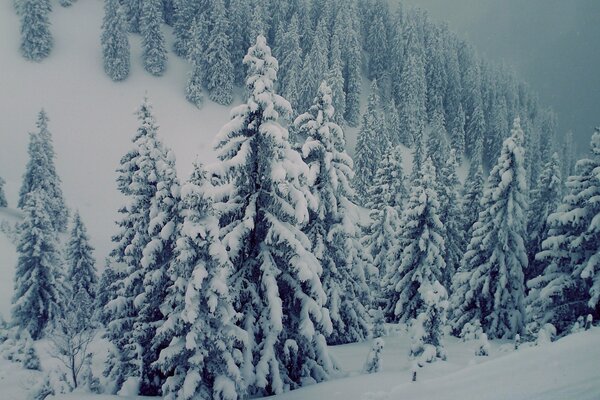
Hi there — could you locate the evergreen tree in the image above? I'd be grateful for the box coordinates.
[205,0,234,105]
[527,130,600,334]
[135,137,180,396]
[450,118,528,339]
[277,15,302,113]
[161,0,175,25]
[438,149,463,290]
[12,190,62,339]
[385,99,402,146]
[213,36,335,396]
[19,0,52,62]
[426,110,450,173]
[104,98,177,394]
[562,131,576,181]
[65,211,97,301]
[424,25,446,121]
[298,19,329,113]
[102,0,130,81]
[460,155,484,243]
[366,145,407,211]
[94,259,116,325]
[383,158,447,324]
[140,0,167,76]
[326,33,346,125]
[444,36,465,158]
[19,110,68,233]
[155,163,243,400]
[398,17,426,146]
[185,15,207,108]
[296,81,372,345]
[526,152,562,281]
[336,5,361,127]
[172,0,199,58]
[409,280,448,363]
[354,80,385,203]
[124,0,143,34]
[367,13,388,82]
[0,177,7,207]
[228,0,251,85]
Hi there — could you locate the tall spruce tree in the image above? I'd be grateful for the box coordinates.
[205,0,234,105]
[124,0,143,33]
[212,36,334,396]
[12,189,62,339]
[296,81,372,345]
[398,16,426,146]
[326,33,346,125]
[438,149,463,290]
[102,0,130,81]
[354,80,385,203]
[527,130,600,334]
[460,155,485,244]
[526,152,562,282]
[277,15,303,113]
[450,118,528,339]
[140,0,167,76]
[19,0,53,62]
[65,211,97,301]
[383,158,447,325]
[185,15,208,108]
[298,19,329,113]
[19,110,68,233]
[172,0,199,58]
[104,98,177,394]
[155,163,243,400]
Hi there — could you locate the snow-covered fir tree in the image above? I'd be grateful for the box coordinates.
[364,145,406,305]
[171,0,198,58]
[213,36,335,396]
[19,0,52,62]
[398,16,426,146]
[101,0,130,81]
[298,20,329,114]
[385,99,402,146]
[437,149,463,289]
[450,118,528,339]
[527,130,600,334]
[124,0,143,33]
[296,81,372,345]
[104,98,178,395]
[384,158,447,324]
[94,259,116,325]
[277,15,303,113]
[227,0,251,86]
[19,110,68,233]
[185,15,208,108]
[367,10,388,82]
[65,211,97,301]
[426,110,450,173]
[526,152,562,282]
[354,80,385,203]
[0,176,7,207]
[134,137,180,396]
[12,189,62,340]
[325,33,346,126]
[409,280,448,364]
[155,162,243,400]
[460,150,485,239]
[205,0,234,105]
[140,0,167,76]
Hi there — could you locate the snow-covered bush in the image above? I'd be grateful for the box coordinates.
[29,371,71,400]
[536,323,557,345]
[459,320,482,342]
[475,333,490,356]
[363,338,385,374]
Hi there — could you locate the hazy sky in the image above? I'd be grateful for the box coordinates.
[403,0,600,153]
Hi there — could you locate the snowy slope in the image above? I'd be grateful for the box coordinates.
[41,328,600,400]
[0,0,233,262]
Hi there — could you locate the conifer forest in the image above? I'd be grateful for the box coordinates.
[0,0,599,399]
